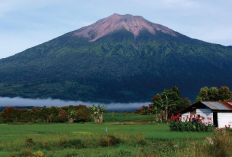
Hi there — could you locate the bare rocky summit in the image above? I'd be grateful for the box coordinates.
[74,13,177,42]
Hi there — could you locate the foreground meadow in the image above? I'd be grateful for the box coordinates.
[0,113,231,157]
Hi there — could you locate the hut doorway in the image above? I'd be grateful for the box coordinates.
[213,112,218,127]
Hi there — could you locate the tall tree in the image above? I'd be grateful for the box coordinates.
[152,86,191,121]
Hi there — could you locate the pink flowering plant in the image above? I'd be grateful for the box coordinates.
[169,113,214,132]
[225,125,231,131]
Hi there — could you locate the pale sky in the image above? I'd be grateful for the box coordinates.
[0,0,232,59]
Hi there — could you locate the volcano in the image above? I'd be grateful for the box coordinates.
[0,13,232,102]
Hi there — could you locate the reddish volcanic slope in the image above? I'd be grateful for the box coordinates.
[74,13,177,42]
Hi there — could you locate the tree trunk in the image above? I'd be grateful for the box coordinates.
[165,106,168,121]
[156,111,158,121]
[68,118,73,124]
[94,112,104,124]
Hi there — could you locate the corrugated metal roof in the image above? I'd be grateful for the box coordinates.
[202,101,232,110]
[221,102,232,110]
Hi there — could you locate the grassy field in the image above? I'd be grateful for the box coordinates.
[102,113,156,123]
[0,123,214,157]
[0,113,231,157]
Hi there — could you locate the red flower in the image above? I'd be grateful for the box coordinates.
[171,115,174,120]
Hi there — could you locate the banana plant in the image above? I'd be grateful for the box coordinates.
[91,104,107,113]
[91,104,107,124]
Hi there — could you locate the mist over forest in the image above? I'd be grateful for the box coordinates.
[0,97,149,111]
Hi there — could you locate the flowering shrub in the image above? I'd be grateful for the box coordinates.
[169,113,214,132]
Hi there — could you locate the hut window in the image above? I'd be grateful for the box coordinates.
[190,110,196,115]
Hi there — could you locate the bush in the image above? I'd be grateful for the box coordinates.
[169,113,214,132]
[58,110,68,122]
[65,139,83,149]
[75,105,92,122]
[99,134,121,147]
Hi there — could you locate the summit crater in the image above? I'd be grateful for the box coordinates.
[74,13,177,42]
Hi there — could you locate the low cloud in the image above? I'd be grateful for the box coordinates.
[0,97,150,111]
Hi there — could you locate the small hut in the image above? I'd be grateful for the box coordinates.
[177,101,232,128]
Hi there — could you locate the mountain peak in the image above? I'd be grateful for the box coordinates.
[74,13,177,42]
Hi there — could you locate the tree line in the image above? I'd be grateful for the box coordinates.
[135,86,232,122]
[0,86,231,124]
[0,105,92,123]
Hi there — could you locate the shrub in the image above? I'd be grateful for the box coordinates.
[58,110,68,122]
[75,105,92,122]
[99,134,121,147]
[65,139,83,149]
[1,107,18,122]
[25,138,34,147]
[169,113,214,132]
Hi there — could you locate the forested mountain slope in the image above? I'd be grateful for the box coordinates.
[0,14,232,102]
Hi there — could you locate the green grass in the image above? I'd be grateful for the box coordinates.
[1,113,231,157]
[0,122,216,157]
[0,123,212,141]
[102,112,156,123]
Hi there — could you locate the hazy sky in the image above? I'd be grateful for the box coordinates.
[0,0,232,59]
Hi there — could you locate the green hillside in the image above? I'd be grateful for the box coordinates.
[0,24,232,102]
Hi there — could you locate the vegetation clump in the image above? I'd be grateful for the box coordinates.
[0,105,92,124]
[196,86,232,102]
[91,104,107,124]
[169,113,215,132]
[135,86,191,122]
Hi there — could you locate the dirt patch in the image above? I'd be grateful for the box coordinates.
[136,119,155,122]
